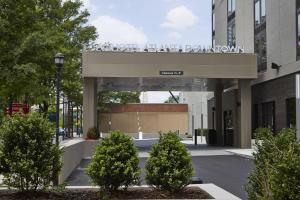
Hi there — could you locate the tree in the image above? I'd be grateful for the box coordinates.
[98,91,141,112]
[164,95,179,103]
[0,0,97,113]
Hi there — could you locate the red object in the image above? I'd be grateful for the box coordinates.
[5,103,30,115]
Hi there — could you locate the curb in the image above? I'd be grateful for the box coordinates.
[225,150,254,159]
[0,184,241,200]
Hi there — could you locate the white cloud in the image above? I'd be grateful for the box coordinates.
[168,32,181,40]
[91,16,148,44]
[161,6,198,30]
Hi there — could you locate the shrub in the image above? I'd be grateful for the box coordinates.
[86,127,100,139]
[86,130,140,193]
[0,113,62,191]
[145,131,194,192]
[246,128,300,200]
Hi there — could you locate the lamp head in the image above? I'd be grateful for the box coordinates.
[55,53,64,65]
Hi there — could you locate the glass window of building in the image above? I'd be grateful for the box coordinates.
[212,12,215,32]
[296,0,300,59]
[255,1,261,26]
[227,0,236,47]
[232,0,236,13]
[255,0,266,27]
[228,0,235,15]
[254,0,267,72]
[227,20,236,47]
[261,0,266,19]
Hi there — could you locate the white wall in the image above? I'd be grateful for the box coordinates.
[180,92,214,134]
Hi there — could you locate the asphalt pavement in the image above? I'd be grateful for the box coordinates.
[66,155,253,200]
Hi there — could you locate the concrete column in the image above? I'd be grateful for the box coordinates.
[296,74,300,140]
[215,84,224,146]
[239,80,252,148]
[83,77,97,137]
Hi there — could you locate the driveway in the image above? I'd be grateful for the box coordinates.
[66,155,253,200]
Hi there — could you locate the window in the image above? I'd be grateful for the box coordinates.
[255,0,266,27]
[262,101,275,132]
[228,19,236,47]
[255,29,267,72]
[261,0,266,19]
[212,8,215,47]
[227,0,236,47]
[254,0,267,72]
[286,98,296,128]
[296,0,300,59]
[255,1,261,25]
[212,12,215,32]
[228,0,236,15]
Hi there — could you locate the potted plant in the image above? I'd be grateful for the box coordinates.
[86,127,100,140]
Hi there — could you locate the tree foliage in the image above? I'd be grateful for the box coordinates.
[246,128,300,200]
[164,95,179,103]
[98,91,141,112]
[0,0,97,111]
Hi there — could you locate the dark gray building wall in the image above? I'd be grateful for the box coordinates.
[252,74,296,132]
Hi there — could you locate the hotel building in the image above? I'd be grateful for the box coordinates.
[211,0,300,139]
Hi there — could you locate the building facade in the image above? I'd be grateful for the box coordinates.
[179,92,214,135]
[212,0,300,137]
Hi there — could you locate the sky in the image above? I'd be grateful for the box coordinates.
[81,0,212,103]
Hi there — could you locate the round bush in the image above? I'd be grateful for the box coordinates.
[86,130,140,192]
[145,131,194,192]
[0,113,62,191]
[86,127,100,139]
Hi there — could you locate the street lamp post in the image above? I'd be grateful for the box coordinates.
[54,53,64,145]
